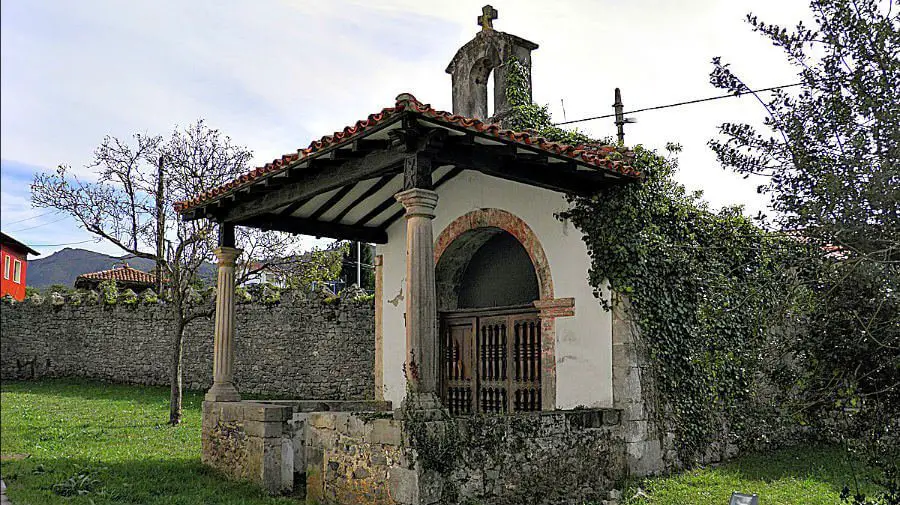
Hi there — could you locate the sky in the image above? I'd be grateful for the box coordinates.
[0,0,813,257]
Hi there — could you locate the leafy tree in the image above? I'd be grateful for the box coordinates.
[45,284,72,295]
[338,241,375,291]
[243,240,349,291]
[709,1,898,499]
[31,121,300,424]
[709,0,898,261]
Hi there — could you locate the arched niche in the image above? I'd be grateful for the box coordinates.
[437,228,540,310]
[434,208,553,311]
[434,208,561,411]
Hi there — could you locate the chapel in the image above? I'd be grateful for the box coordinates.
[177,7,653,503]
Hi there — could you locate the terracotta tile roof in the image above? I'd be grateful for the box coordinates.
[174,93,640,214]
[76,264,156,285]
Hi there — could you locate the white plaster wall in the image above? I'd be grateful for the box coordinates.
[376,170,612,410]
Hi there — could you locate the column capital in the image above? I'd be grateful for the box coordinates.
[214,246,242,266]
[395,188,439,218]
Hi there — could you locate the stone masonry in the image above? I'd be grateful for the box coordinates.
[0,290,375,400]
[296,408,624,504]
[611,294,666,476]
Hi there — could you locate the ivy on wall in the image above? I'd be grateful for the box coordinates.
[502,59,806,462]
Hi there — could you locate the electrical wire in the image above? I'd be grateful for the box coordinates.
[6,215,70,233]
[26,239,97,247]
[1,210,58,226]
[554,82,803,126]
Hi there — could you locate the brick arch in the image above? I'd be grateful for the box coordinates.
[434,207,564,410]
[434,208,554,301]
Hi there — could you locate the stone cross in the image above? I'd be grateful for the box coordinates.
[478,5,498,31]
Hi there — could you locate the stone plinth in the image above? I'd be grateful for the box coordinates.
[202,400,294,495]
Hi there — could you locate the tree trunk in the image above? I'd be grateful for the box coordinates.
[168,309,185,426]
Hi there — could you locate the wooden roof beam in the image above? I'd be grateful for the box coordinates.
[434,146,598,196]
[307,182,358,221]
[239,214,388,244]
[217,148,406,223]
[332,174,396,223]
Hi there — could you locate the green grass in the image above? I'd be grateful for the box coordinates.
[1,380,882,505]
[1,380,297,505]
[623,444,880,505]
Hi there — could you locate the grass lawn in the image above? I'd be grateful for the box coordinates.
[1,380,297,505]
[1,380,881,505]
[623,444,880,505]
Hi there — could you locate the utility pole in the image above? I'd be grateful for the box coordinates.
[156,155,166,295]
[614,88,625,145]
[613,88,636,146]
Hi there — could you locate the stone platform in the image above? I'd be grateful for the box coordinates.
[202,400,625,504]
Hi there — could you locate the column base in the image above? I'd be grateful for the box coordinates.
[205,382,241,402]
[396,392,447,421]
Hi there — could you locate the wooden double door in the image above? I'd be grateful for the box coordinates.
[440,305,542,415]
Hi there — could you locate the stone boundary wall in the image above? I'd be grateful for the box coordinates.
[0,290,375,400]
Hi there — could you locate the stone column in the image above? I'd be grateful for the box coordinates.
[395,188,441,410]
[205,246,242,402]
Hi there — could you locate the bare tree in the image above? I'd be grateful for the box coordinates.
[32,120,302,424]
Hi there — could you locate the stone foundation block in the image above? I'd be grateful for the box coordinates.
[367,419,402,446]
[243,403,292,422]
[623,419,648,443]
[388,467,419,505]
[243,419,286,438]
[310,412,336,430]
[347,414,375,438]
[626,439,663,477]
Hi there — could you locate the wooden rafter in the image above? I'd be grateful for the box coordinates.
[332,174,397,223]
[238,215,388,244]
[215,148,406,223]
[306,183,358,221]
[433,142,607,196]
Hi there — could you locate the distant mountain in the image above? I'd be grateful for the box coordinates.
[27,248,214,288]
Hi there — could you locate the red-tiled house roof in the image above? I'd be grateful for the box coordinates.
[174,93,639,214]
[74,264,156,290]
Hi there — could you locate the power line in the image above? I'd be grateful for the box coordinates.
[2,210,59,226]
[554,82,803,126]
[7,215,70,233]
[27,239,97,247]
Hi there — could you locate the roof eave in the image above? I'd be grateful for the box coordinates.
[0,232,41,256]
[178,113,408,219]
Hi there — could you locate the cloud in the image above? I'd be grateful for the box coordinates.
[0,159,116,256]
[2,0,813,255]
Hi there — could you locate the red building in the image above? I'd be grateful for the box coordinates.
[1,232,40,301]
